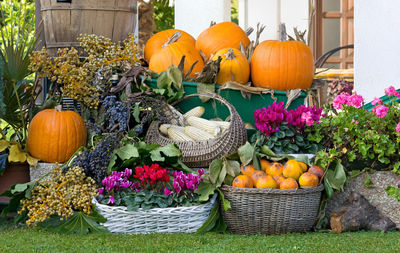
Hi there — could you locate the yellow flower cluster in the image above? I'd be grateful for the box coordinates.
[19,166,98,226]
[29,34,139,109]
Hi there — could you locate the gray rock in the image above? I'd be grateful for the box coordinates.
[326,171,400,228]
[30,162,58,181]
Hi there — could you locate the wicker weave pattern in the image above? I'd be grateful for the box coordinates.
[145,93,247,168]
[220,184,324,234]
[94,194,217,234]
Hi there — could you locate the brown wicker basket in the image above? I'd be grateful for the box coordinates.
[220,184,324,235]
[145,93,247,168]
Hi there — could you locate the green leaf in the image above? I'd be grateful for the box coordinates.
[238,142,255,166]
[197,83,215,102]
[216,188,231,211]
[324,178,334,199]
[285,129,295,137]
[217,163,227,188]
[132,103,140,123]
[167,66,183,89]
[293,154,310,166]
[156,71,170,89]
[196,181,216,202]
[225,160,241,177]
[325,161,347,191]
[150,143,182,162]
[277,131,286,138]
[115,144,139,161]
[260,145,277,157]
[288,143,299,152]
[196,202,219,233]
[363,172,374,188]
[39,208,109,234]
[107,152,118,173]
[209,159,223,185]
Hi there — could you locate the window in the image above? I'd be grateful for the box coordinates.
[313,0,354,69]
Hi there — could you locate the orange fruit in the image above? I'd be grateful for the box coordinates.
[241,164,256,176]
[273,175,286,186]
[255,175,278,189]
[299,172,319,187]
[298,161,308,172]
[260,159,271,172]
[283,160,303,180]
[232,175,254,188]
[279,177,299,189]
[266,162,284,176]
[308,165,324,179]
[250,170,267,184]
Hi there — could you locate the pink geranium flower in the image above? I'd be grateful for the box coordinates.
[396,122,400,133]
[371,97,382,105]
[385,86,400,98]
[372,105,389,118]
[348,93,364,108]
[333,93,349,110]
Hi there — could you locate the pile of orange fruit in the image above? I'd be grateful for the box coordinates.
[232,159,324,189]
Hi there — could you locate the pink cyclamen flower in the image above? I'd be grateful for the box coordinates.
[384,86,400,98]
[301,111,314,126]
[164,187,173,196]
[98,188,104,195]
[396,122,400,133]
[372,105,389,118]
[371,97,382,105]
[108,195,115,205]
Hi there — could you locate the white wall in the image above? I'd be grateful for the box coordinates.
[175,0,231,39]
[355,0,400,102]
[239,0,309,41]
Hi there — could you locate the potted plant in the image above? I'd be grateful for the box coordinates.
[250,101,324,157]
[309,87,400,195]
[0,3,40,203]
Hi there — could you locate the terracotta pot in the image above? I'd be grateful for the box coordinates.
[0,163,30,204]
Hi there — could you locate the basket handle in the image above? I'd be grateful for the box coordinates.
[57,0,72,3]
[171,92,239,121]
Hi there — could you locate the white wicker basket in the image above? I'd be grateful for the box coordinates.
[94,194,217,234]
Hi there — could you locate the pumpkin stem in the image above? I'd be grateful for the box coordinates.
[279,23,287,42]
[55,105,62,112]
[245,27,254,36]
[225,48,236,61]
[162,31,182,47]
[210,21,217,27]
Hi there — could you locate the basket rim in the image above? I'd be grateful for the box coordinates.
[93,194,217,213]
[221,183,324,195]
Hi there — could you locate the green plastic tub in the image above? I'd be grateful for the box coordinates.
[363,88,400,111]
[146,80,307,126]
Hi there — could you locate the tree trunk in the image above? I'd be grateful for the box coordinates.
[330,192,396,233]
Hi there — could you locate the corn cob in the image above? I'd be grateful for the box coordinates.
[184,126,214,140]
[167,127,193,141]
[210,120,230,130]
[184,106,205,118]
[159,124,173,135]
[186,116,221,136]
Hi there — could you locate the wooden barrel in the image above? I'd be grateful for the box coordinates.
[39,0,138,55]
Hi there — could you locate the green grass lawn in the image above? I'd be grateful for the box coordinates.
[1,216,399,253]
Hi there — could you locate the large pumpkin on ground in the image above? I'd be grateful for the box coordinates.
[251,40,314,90]
[196,22,250,59]
[27,107,87,163]
[211,48,250,85]
[149,41,205,78]
[144,29,196,61]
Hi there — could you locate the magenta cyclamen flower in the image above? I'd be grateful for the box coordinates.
[396,122,400,133]
[254,102,287,136]
[372,105,389,118]
[385,86,400,98]
[164,187,173,196]
[108,195,115,205]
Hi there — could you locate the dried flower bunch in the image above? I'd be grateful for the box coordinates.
[19,167,98,226]
[29,34,139,109]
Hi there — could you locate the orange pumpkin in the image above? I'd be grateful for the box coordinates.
[27,107,87,163]
[196,22,250,59]
[149,41,205,78]
[251,40,314,90]
[211,48,250,85]
[144,29,196,61]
